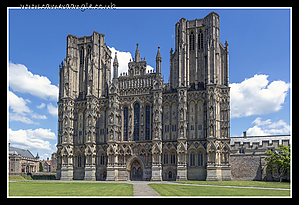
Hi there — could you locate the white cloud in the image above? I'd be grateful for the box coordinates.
[9,62,58,101]
[9,90,31,115]
[9,128,56,153]
[9,91,47,124]
[108,46,154,78]
[36,103,46,109]
[230,74,290,118]
[47,103,58,117]
[246,117,290,136]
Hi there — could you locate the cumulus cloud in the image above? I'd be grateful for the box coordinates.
[47,103,58,117]
[9,62,58,101]
[9,128,56,153]
[9,91,47,124]
[230,74,290,118]
[108,46,153,78]
[246,117,290,136]
[36,103,46,109]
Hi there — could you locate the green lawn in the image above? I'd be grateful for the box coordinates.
[174,180,291,189]
[149,184,290,197]
[9,182,133,196]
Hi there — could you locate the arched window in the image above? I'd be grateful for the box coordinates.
[79,47,84,65]
[190,151,195,166]
[77,155,82,167]
[164,152,168,164]
[87,45,91,59]
[133,103,140,141]
[198,29,203,50]
[171,152,176,164]
[100,153,105,165]
[145,105,150,140]
[123,107,128,141]
[198,151,203,166]
[189,31,195,50]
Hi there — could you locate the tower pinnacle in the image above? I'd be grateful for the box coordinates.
[135,43,140,62]
[156,46,162,74]
[113,52,118,79]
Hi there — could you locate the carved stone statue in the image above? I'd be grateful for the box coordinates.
[180,109,184,120]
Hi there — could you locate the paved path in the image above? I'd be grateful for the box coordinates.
[132,182,161,197]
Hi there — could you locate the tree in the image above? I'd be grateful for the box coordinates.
[265,144,290,182]
[39,162,44,172]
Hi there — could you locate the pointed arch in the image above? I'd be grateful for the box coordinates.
[189,30,195,50]
[207,141,216,153]
[145,104,151,140]
[152,143,162,154]
[107,144,114,155]
[126,155,145,171]
[123,106,129,141]
[198,28,203,50]
[133,102,140,141]
[177,142,186,153]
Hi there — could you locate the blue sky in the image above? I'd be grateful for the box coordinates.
[8,8,291,160]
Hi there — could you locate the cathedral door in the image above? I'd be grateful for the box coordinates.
[130,160,143,181]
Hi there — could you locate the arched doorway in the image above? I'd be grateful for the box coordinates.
[169,171,172,179]
[130,159,143,181]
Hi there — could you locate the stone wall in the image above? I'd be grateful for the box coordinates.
[230,155,262,181]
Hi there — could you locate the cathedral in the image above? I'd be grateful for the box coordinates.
[56,11,231,181]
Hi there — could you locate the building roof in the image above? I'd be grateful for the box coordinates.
[9,146,35,159]
[41,160,51,166]
[230,134,291,146]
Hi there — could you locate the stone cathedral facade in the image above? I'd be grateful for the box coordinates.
[56,11,231,181]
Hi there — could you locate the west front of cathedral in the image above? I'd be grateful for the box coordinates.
[56,11,231,181]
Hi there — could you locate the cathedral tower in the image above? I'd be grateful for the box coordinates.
[169,12,229,89]
[59,31,111,100]
[57,31,111,180]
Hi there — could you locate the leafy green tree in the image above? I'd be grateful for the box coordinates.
[39,162,43,172]
[265,144,290,182]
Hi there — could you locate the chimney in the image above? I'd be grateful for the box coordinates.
[243,131,247,138]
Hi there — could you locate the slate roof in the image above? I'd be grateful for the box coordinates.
[9,146,35,159]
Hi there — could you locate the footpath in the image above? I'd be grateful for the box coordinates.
[130,182,161,197]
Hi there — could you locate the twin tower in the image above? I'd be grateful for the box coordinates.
[56,12,231,181]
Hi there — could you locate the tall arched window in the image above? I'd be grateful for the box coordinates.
[198,151,203,166]
[190,151,195,166]
[133,103,140,141]
[171,152,176,164]
[145,105,150,140]
[79,46,84,65]
[87,45,91,59]
[123,107,128,141]
[189,31,195,51]
[164,152,168,164]
[198,29,203,50]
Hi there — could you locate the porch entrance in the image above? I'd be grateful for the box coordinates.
[130,160,143,181]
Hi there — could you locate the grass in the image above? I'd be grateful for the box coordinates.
[149,184,290,197]
[9,182,133,196]
[9,175,33,181]
[174,180,291,189]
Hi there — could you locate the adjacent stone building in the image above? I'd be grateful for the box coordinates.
[230,132,290,181]
[56,12,231,181]
[40,153,57,173]
[8,143,40,174]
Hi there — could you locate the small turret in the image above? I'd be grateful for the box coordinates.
[156,46,162,74]
[135,43,140,62]
[113,52,118,79]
